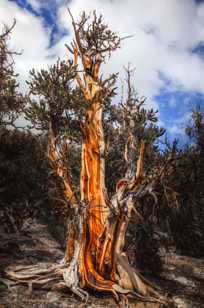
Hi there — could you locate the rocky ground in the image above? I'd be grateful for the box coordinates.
[0,216,203,308]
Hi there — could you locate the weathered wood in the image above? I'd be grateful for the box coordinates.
[60,12,167,304]
[4,11,171,306]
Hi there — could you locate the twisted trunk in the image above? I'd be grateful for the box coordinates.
[65,101,116,293]
[6,114,165,304]
[3,101,167,306]
[4,13,169,305]
[62,102,164,304]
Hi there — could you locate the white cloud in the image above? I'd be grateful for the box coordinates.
[0,0,55,93]
[1,0,204,111]
[167,111,191,137]
[168,97,177,108]
[168,124,185,136]
[57,0,204,97]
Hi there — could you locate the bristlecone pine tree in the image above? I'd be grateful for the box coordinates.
[6,11,172,306]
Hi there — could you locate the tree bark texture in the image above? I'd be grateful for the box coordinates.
[5,12,168,306]
[60,102,164,303]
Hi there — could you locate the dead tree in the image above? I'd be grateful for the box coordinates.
[5,11,173,306]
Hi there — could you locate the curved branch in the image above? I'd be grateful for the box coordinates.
[47,122,78,206]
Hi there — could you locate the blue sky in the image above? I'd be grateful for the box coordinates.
[12,0,68,46]
[2,0,204,145]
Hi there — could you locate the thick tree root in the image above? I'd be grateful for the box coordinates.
[5,263,64,289]
[4,260,168,307]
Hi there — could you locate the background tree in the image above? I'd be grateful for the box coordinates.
[0,130,48,232]
[0,21,50,240]
[0,20,24,128]
[0,20,24,218]
[166,108,204,256]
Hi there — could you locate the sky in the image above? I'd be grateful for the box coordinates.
[1,0,204,144]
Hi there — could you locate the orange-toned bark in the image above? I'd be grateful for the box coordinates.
[61,24,163,300]
[47,91,163,302]
[46,11,166,303]
[66,25,118,289]
[79,100,116,290]
[136,141,145,180]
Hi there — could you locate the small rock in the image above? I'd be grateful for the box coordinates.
[46,291,60,302]
[174,276,196,288]
[173,296,201,308]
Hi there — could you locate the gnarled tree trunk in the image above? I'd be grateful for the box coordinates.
[60,100,164,303]
[5,11,169,306]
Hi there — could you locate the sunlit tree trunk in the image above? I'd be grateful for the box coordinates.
[78,101,115,290]
[54,11,165,303]
[6,11,169,306]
